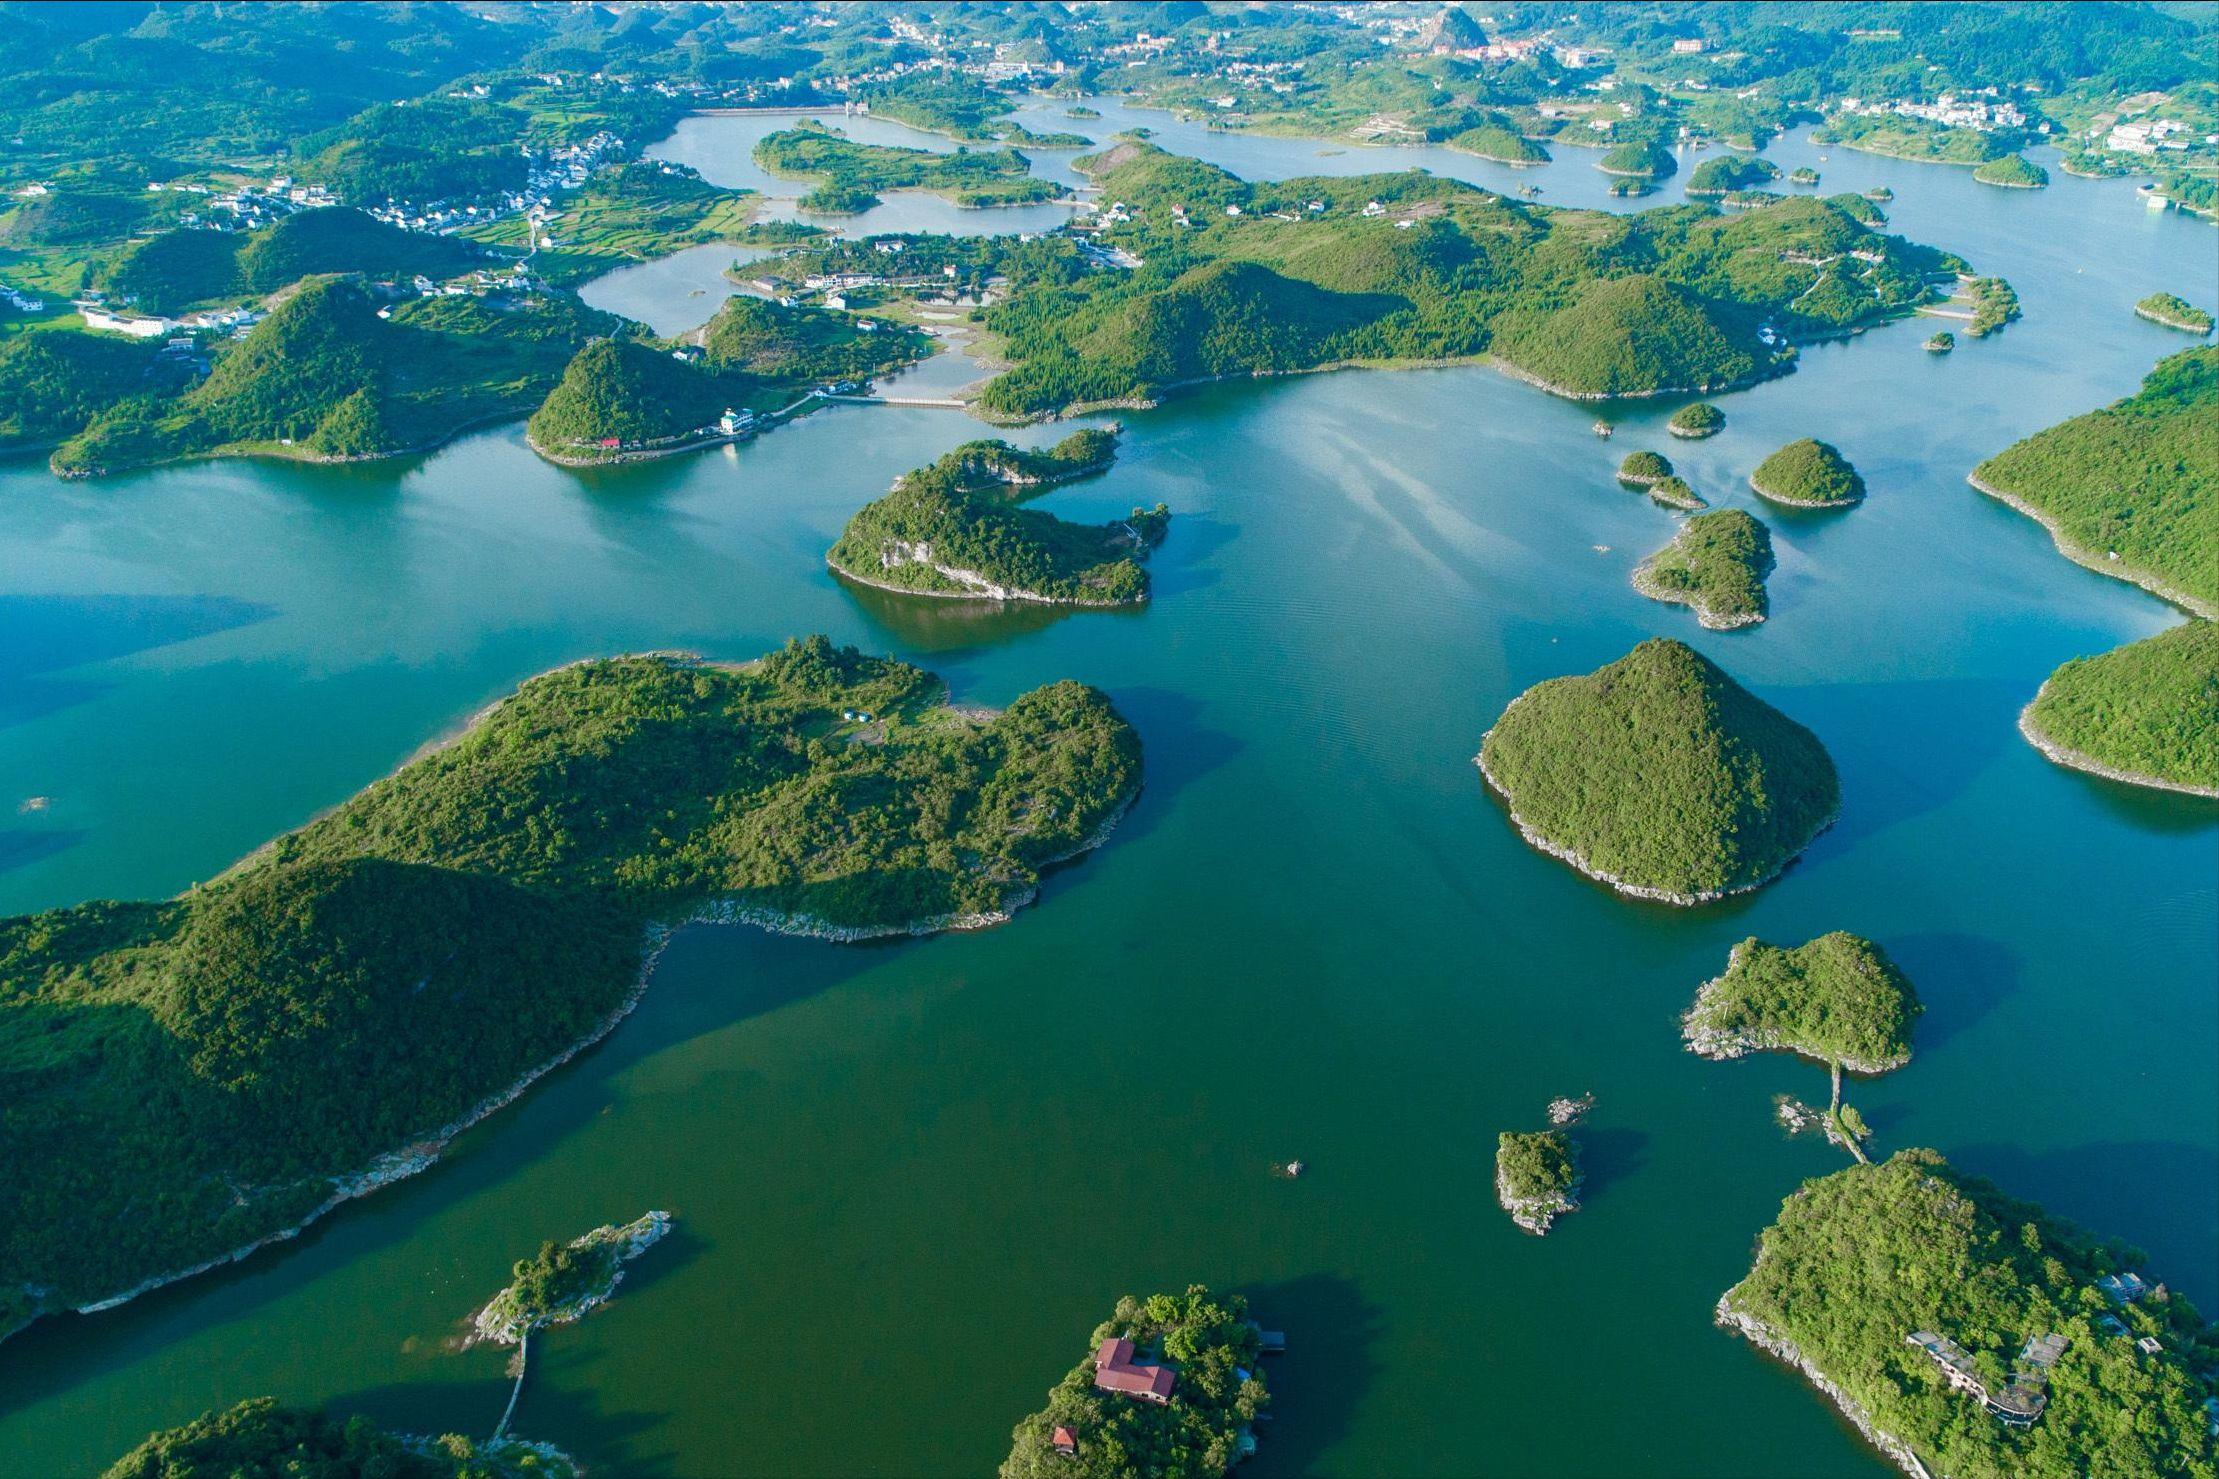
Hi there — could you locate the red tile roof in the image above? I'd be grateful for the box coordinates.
[1093,1336,1176,1402]
[1051,1425,1078,1453]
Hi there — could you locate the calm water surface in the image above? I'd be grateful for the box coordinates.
[0,111,2212,1478]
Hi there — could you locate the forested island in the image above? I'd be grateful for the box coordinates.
[1684,933,1920,1075]
[2136,293,2215,334]
[952,139,1967,418]
[1686,156,1783,197]
[1668,402,1725,438]
[1751,438,1867,509]
[829,429,1170,605]
[525,296,927,464]
[1447,116,1549,165]
[1972,153,2051,189]
[1633,508,1774,629]
[1720,1150,2219,1479]
[1496,1128,1582,1235]
[1596,138,1677,181]
[1000,1286,1268,1479]
[1971,347,2218,617]
[472,1212,670,1346]
[1476,639,1840,904]
[0,638,1141,1343]
[753,124,1066,211]
[102,1398,576,1479]
[2020,622,2219,797]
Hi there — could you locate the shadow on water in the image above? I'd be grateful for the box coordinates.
[1578,1126,1652,1209]
[0,826,87,877]
[1885,932,2021,1057]
[327,1366,678,1477]
[0,594,274,730]
[1790,677,2025,856]
[0,925,888,1418]
[2054,762,2219,835]
[1948,1140,2219,1307]
[1097,686,1244,854]
[1149,513,1240,599]
[838,572,1113,655]
[1238,1273,1384,1479]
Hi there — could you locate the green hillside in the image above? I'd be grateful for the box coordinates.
[1634,508,1775,628]
[1972,347,2219,613]
[754,125,1065,209]
[0,330,160,452]
[1687,155,1782,196]
[2023,622,2219,795]
[830,430,1168,605]
[527,337,745,459]
[1684,932,1921,1072]
[102,1398,572,1479]
[1491,274,1767,398]
[105,208,483,313]
[1722,1151,2219,1479]
[1478,638,1840,902]
[1449,118,1548,165]
[1973,153,2050,189]
[1751,438,1866,508]
[1,641,1140,1339]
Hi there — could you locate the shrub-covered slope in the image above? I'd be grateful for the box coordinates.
[2022,621,2219,796]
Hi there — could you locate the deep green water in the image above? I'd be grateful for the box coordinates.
[0,117,2212,1478]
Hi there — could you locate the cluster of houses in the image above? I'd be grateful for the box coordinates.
[73,295,261,340]
[364,128,627,244]
[0,282,45,314]
[2102,116,2208,157]
[1835,91,2031,134]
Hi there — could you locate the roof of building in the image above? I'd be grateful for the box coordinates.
[2020,1333,2069,1370]
[1094,1337,1177,1401]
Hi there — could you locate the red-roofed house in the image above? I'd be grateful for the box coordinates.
[1094,1337,1176,1404]
[1051,1425,1078,1456]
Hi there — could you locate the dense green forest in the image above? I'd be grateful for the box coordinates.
[1668,401,1726,438]
[46,278,608,476]
[1684,932,1921,1072]
[1478,638,1840,903]
[1751,438,1867,508]
[967,142,1959,417]
[2023,622,2219,794]
[1973,154,2051,190]
[753,124,1065,211]
[0,640,1140,1338]
[1597,137,1677,180]
[1000,1287,1268,1479]
[102,1398,575,1479]
[104,208,484,313]
[1723,1151,2219,1479]
[1972,347,2219,614]
[1686,156,1784,197]
[700,295,929,385]
[1633,508,1775,628]
[0,329,162,452]
[830,429,1169,605]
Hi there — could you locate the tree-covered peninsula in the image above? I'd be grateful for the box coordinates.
[104,207,483,314]
[1751,438,1866,508]
[102,1398,575,1479]
[10,277,612,477]
[1447,116,1549,165]
[753,124,1066,211]
[1477,639,1840,904]
[1720,1150,2219,1479]
[2136,293,2215,335]
[1971,347,2218,616]
[1001,1286,1268,1479]
[0,639,1141,1342]
[2020,622,2219,797]
[526,297,928,464]
[1684,933,1920,1074]
[1634,508,1775,629]
[959,141,1965,418]
[829,429,1169,605]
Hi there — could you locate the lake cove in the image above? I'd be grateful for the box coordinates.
[0,112,2212,1478]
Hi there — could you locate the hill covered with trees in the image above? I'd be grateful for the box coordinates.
[1721,1150,2219,1479]
[0,640,1141,1341]
[1684,933,1921,1073]
[104,208,484,314]
[1752,438,1866,508]
[1972,347,2219,615]
[101,1398,573,1479]
[830,430,1169,605]
[1633,508,1774,628]
[753,124,1065,211]
[1477,639,1840,904]
[1001,1286,1268,1479]
[2021,622,2219,797]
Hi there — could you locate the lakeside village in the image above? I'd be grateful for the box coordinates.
[1907,1272,2219,1438]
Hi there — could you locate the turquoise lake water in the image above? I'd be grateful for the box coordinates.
[0,110,2212,1477]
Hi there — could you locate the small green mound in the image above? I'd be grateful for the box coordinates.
[1751,438,1865,508]
[1478,638,1840,902]
[1667,401,1725,438]
[101,1398,572,1479]
[1647,474,1707,510]
[2137,292,2214,334]
[1687,155,1782,196]
[1634,509,1774,628]
[1618,449,1673,485]
[1684,932,1921,1071]
[2024,623,2219,795]
[1496,1129,1581,1234]
[1449,119,1549,165]
[1924,331,1955,353]
[1973,153,2049,189]
[1597,138,1676,180]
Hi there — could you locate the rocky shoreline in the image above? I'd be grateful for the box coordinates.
[1474,718,1835,906]
[1750,474,1861,510]
[826,546,1144,608]
[471,1210,672,1347]
[2133,305,2214,334]
[1631,560,1765,630]
[1967,472,2217,619]
[1496,1167,1581,1236]
[1714,1298,1930,1479]
[1682,945,1909,1073]
[2017,692,2219,799]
